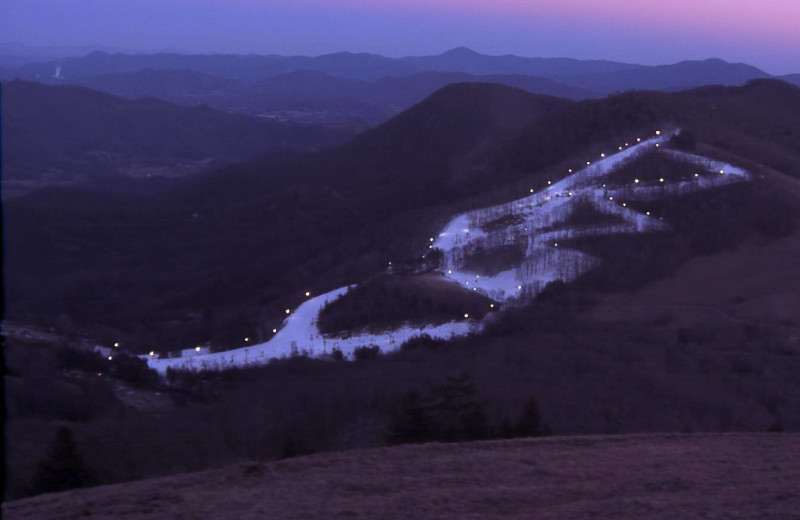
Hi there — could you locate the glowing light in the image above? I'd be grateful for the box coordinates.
[489,303,494,308]
[622,203,627,207]
[429,237,434,242]
[568,192,573,196]
[285,309,291,314]
[637,138,641,142]
[272,328,277,334]
[244,337,249,342]
[694,173,699,178]
[466,281,470,285]
[547,180,552,185]
[634,179,640,184]
[625,143,629,147]
[586,161,591,165]
[113,342,119,348]
[601,153,605,158]
[464,313,470,319]
[517,285,523,290]
[196,346,201,352]
[609,196,613,201]
[655,130,661,136]
[473,288,477,291]
[659,178,664,183]
[476,275,480,279]
[619,146,623,150]
[646,211,651,216]
[720,170,725,174]
[108,356,113,361]
[530,188,534,193]
[149,351,154,356]
[554,242,558,247]
[97,372,102,377]
[568,169,572,173]
[305,291,311,297]
[655,143,660,148]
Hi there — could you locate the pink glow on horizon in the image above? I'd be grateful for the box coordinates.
[247,0,800,44]
[3,0,798,73]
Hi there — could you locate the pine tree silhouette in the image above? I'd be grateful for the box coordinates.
[386,390,431,445]
[30,427,93,494]
[499,416,515,439]
[514,397,544,437]
[428,373,490,442]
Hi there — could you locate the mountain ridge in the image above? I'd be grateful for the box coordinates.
[0,80,362,188]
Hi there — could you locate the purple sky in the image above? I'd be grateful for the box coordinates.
[2,0,798,74]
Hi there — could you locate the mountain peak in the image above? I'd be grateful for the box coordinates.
[700,57,728,64]
[441,47,482,57]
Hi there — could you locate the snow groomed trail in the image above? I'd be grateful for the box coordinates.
[433,134,748,302]
[148,131,750,373]
[147,287,474,372]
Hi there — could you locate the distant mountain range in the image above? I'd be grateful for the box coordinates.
[52,68,593,124]
[3,47,796,124]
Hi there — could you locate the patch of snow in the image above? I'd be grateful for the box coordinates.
[148,287,473,373]
[434,135,674,301]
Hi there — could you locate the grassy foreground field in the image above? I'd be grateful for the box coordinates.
[4,433,799,519]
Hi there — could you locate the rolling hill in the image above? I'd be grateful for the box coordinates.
[402,46,640,77]
[562,58,771,94]
[781,73,800,87]
[40,68,596,124]
[0,80,363,190]
[4,434,799,520]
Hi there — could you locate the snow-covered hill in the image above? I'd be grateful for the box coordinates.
[434,135,749,302]
[148,131,750,373]
[147,286,473,372]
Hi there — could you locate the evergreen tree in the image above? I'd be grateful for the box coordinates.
[30,427,92,494]
[428,373,490,442]
[498,416,515,439]
[514,397,544,438]
[386,390,431,445]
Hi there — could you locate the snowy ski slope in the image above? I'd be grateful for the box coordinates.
[148,131,750,373]
[147,286,474,372]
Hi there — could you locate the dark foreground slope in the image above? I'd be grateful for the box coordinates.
[5,433,799,520]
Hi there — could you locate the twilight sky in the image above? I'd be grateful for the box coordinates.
[2,0,798,74]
